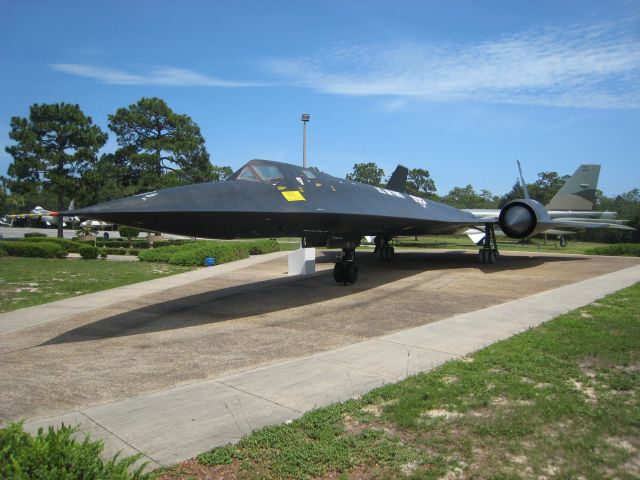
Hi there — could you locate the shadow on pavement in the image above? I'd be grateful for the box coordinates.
[42,250,585,345]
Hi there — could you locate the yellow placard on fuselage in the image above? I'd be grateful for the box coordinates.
[281,190,306,202]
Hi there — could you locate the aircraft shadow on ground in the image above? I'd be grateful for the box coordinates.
[42,250,585,346]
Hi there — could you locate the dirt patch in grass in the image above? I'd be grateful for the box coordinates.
[158,458,240,480]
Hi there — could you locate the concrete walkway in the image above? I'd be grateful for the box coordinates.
[0,251,291,335]
[22,264,640,469]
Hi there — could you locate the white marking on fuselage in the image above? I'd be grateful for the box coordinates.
[409,195,428,208]
[135,191,158,202]
[374,186,405,199]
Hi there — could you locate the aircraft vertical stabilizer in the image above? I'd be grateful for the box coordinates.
[386,165,408,193]
[546,164,600,211]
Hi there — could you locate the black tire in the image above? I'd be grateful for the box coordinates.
[345,263,359,284]
[333,263,345,283]
[559,236,568,247]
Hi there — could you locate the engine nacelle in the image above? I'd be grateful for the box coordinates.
[498,199,552,239]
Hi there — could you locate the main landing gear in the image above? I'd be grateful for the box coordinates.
[479,224,499,264]
[374,236,394,260]
[333,247,358,285]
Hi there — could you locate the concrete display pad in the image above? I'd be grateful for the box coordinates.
[1,249,638,468]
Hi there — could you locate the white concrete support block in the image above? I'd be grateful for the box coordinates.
[287,247,316,276]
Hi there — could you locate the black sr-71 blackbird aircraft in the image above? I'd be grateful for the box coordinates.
[59,159,611,285]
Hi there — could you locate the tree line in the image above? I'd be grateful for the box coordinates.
[1,100,637,242]
[1,98,232,236]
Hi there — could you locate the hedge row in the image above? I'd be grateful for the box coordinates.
[23,232,48,238]
[0,241,67,259]
[0,244,7,257]
[0,422,151,480]
[138,240,280,266]
[78,239,152,249]
[100,247,140,256]
[14,236,85,253]
[584,243,640,257]
[148,239,189,248]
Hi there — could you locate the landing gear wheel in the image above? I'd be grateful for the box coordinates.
[334,247,359,285]
[479,249,496,264]
[378,245,395,260]
[559,236,568,248]
[345,263,358,284]
[478,224,499,264]
[333,263,345,283]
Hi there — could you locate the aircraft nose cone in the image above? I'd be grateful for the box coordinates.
[72,188,181,216]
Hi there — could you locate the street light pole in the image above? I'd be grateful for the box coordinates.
[301,113,310,168]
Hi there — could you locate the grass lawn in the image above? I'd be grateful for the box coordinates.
[159,283,640,479]
[394,235,613,255]
[0,258,193,313]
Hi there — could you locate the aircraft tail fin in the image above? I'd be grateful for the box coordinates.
[546,164,601,211]
[386,165,408,193]
[68,199,75,211]
[517,160,530,200]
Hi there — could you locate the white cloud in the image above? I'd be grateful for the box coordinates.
[261,21,640,109]
[50,64,259,88]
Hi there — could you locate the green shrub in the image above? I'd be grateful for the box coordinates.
[153,240,188,248]
[24,232,47,238]
[151,241,172,248]
[103,247,126,255]
[100,251,108,259]
[79,245,99,259]
[96,240,131,248]
[17,236,84,253]
[0,244,7,257]
[138,240,281,266]
[1,241,67,258]
[584,243,640,257]
[0,421,151,479]
[247,239,280,255]
[119,225,141,241]
[128,248,140,256]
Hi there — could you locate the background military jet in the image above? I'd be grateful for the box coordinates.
[5,201,79,228]
[464,163,632,246]
[61,159,618,284]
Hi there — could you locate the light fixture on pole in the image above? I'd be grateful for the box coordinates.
[301,113,310,168]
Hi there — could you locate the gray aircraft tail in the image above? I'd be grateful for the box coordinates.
[386,165,408,193]
[546,164,600,211]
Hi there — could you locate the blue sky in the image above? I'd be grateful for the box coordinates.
[1,0,639,197]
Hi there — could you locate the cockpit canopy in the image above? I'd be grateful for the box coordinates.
[235,162,283,182]
[229,159,319,183]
